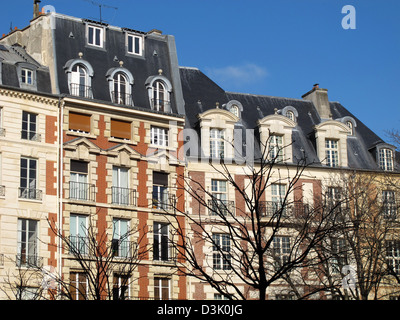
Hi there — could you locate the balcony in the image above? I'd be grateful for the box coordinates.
[111,187,137,206]
[153,246,177,264]
[70,83,93,98]
[208,199,235,216]
[18,187,42,201]
[69,236,89,255]
[152,189,176,211]
[21,130,41,142]
[111,239,137,258]
[151,99,171,113]
[258,201,289,217]
[69,181,96,202]
[16,254,43,268]
[383,201,398,220]
[111,91,133,106]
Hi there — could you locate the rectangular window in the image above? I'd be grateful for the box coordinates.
[127,34,143,55]
[325,139,339,167]
[151,126,169,147]
[20,157,39,200]
[112,166,130,205]
[153,222,169,261]
[386,240,400,275]
[70,160,89,200]
[382,190,397,219]
[212,233,231,270]
[210,129,225,158]
[210,179,230,215]
[268,135,284,161]
[113,274,129,300]
[70,272,87,300]
[271,184,286,214]
[111,119,131,140]
[21,69,33,85]
[112,218,130,257]
[17,219,38,267]
[331,238,346,274]
[327,187,342,211]
[87,25,103,47]
[152,172,169,210]
[69,112,91,133]
[70,214,87,255]
[273,236,290,266]
[21,111,38,141]
[379,148,394,171]
[154,277,170,300]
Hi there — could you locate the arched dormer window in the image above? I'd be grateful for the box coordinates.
[374,143,395,171]
[106,67,134,106]
[225,100,243,118]
[281,106,298,123]
[145,72,173,113]
[64,59,94,98]
[339,116,357,136]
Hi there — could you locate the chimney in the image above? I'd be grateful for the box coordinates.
[33,0,41,19]
[302,84,331,119]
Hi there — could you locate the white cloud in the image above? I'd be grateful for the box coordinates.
[205,63,268,89]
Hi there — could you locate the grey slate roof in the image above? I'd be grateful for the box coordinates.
[179,66,393,171]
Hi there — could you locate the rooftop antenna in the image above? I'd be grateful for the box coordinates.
[83,0,118,24]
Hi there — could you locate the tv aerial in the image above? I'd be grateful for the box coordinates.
[83,0,118,24]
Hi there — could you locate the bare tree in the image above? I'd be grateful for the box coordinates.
[170,138,343,300]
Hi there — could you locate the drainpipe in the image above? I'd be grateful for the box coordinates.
[57,97,64,295]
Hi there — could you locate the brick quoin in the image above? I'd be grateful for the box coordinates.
[45,115,57,144]
[47,212,58,267]
[46,160,57,196]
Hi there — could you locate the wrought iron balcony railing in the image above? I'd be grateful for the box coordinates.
[111,91,133,106]
[111,239,137,258]
[21,130,41,142]
[152,190,176,211]
[19,187,42,200]
[69,181,96,202]
[112,187,137,206]
[70,83,93,98]
[151,99,171,113]
[208,199,235,216]
[69,236,89,255]
[258,201,289,217]
[16,254,43,268]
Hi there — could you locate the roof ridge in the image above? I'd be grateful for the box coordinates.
[225,91,310,103]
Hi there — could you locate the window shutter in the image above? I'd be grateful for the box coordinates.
[69,112,91,133]
[111,119,131,140]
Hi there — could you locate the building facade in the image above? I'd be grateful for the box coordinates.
[0,7,398,300]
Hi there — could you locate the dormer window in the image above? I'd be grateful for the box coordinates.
[210,128,225,159]
[127,34,143,56]
[146,74,173,113]
[21,68,33,85]
[226,100,243,119]
[325,139,339,167]
[286,111,295,122]
[64,59,94,99]
[268,134,284,162]
[379,148,394,171]
[87,25,104,48]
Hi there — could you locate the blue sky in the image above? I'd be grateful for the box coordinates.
[0,0,399,141]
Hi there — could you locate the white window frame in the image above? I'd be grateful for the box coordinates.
[273,236,290,266]
[20,157,38,199]
[17,218,38,266]
[21,68,33,85]
[212,233,231,270]
[87,24,104,48]
[153,222,170,261]
[154,277,170,300]
[325,139,339,167]
[113,218,130,257]
[21,111,38,141]
[387,240,400,275]
[210,128,225,159]
[382,190,397,219]
[268,134,284,161]
[151,126,169,147]
[70,214,88,255]
[127,34,143,56]
[379,148,394,171]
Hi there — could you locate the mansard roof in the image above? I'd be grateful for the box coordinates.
[179,66,393,171]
